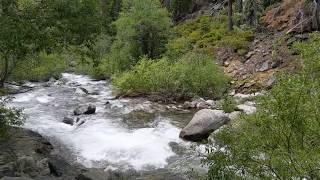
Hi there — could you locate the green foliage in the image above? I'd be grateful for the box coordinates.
[0,0,108,84]
[166,0,192,20]
[10,52,67,82]
[74,34,113,79]
[205,33,320,179]
[0,103,24,138]
[99,0,173,75]
[114,53,229,98]
[219,96,237,113]
[167,15,253,58]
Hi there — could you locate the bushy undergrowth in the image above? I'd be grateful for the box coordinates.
[166,15,254,59]
[114,53,229,99]
[10,52,67,82]
[218,96,237,113]
[0,102,24,138]
[205,33,320,179]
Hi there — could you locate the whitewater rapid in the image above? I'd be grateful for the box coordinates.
[6,73,207,177]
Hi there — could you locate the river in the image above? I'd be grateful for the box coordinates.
[5,73,208,179]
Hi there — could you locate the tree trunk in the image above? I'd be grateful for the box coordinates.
[253,0,259,28]
[236,0,243,13]
[314,0,320,30]
[228,0,234,31]
[0,56,9,88]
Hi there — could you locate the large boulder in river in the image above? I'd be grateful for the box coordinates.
[73,104,96,116]
[62,117,74,125]
[179,109,230,142]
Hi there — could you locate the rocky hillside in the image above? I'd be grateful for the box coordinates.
[221,0,317,93]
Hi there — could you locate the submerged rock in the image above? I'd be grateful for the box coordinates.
[179,109,230,142]
[74,104,96,116]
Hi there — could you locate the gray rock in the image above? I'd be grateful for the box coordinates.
[48,155,78,177]
[73,104,96,116]
[237,103,257,115]
[0,177,34,180]
[0,128,53,179]
[85,104,96,115]
[184,98,215,109]
[257,61,270,72]
[75,87,89,95]
[179,109,230,142]
[63,117,74,125]
[245,51,255,59]
[228,111,241,121]
[77,169,109,180]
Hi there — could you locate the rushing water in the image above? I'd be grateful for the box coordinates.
[6,73,208,179]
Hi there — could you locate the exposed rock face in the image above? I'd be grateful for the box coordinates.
[0,128,53,179]
[73,104,96,116]
[0,128,115,180]
[262,0,315,33]
[179,109,230,142]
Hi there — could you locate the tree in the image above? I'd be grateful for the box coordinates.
[0,0,48,87]
[236,0,243,13]
[312,0,320,30]
[101,0,172,74]
[228,0,233,31]
[244,0,260,27]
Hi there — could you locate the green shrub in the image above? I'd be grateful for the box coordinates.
[10,52,67,82]
[114,52,229,99]
[218,96,237,113]
[205,33,320,179]
[0,104,24,138]
[168,15,254,58]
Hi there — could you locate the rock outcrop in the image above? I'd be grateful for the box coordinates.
[179,109,230,142]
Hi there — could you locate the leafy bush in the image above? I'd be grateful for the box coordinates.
[10,52,67,82]
[0,103,24,138]
[114,52,229,99]
[205,33,320,179]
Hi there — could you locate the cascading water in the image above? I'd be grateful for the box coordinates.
[6,73,207,178]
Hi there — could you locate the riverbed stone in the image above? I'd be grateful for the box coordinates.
[179,109,230,142]
[77,169,109,180]
[73,104,96,116]
[183,98,216,109]
[237,102,257,114]
[75,87,89,95]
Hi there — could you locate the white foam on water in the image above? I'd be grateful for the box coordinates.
[36,95,55,103]
[6,73,195,173]
[12,92,35,103]
[62,119,181,170]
